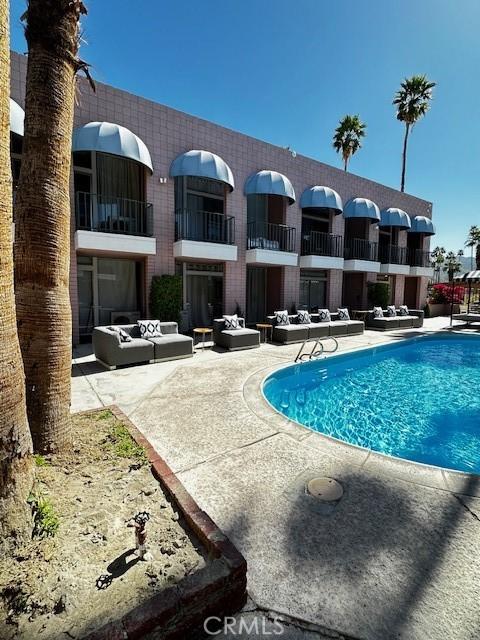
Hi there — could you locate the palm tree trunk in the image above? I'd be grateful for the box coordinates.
[14,0,85,452]
[400,123,410,192]
[0,0,34,549]
[476,243,480,271]
[343,155,348,172]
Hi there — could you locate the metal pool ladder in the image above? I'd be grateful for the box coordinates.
[295,337,339,363]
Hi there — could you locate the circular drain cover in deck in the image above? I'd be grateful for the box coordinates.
[306,477,343,502]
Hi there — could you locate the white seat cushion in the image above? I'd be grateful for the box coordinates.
[222,328,259,337]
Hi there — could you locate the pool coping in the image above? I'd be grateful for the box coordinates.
[243,330,480,498]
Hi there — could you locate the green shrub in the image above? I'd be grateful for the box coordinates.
[367,282,390,308]
[150,275,183,323]
[105,423,147,464]
[29,493,59,538]
[34,454,49,467]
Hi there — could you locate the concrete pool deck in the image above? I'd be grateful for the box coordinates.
[72,317,480,640]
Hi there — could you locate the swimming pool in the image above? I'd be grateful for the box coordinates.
[263,334,480,474]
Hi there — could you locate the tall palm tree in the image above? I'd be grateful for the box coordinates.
[393,75,436,192]
[430,246,445,284]
[333,115,366,172]
[14,0,90,452]
[0,0,34,548]
[465,225,480,270]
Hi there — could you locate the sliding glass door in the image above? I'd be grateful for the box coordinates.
[77,256,142,337]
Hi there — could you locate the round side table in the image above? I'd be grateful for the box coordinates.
[193,327,213,350]
[256,323,273,343]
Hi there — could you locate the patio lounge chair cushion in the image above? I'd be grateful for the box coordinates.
[297,309,311,324]
[273,324,309,344]
[399,305,409,316]
[138,319,162,338]
[343,320,364,334]
[148,334,193,361]
[213,318,260,351]
[373,307,384,318]
[223,314,240,330]
[222,328,258,337]
[337,308,350,321]
[386,305,397,317]
[372,317,400,329]
[274,310,290,326]
[306,323,330,338]
[328,321,348,336]
[318,309,331,322]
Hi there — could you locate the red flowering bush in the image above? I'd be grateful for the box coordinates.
[429,283,465,304]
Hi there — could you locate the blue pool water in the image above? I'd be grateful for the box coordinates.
[263,335,480,474]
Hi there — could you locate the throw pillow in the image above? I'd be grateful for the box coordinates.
[137,319,163,338]
[399,305,409,316]
[318,309,331,323]
[386,305,397,317]
[108,326,132,343]
[274,310,290,326]
[297,309,311,324]
[373,306,384,319]
[223,314,240,330]
[337,308,350,321]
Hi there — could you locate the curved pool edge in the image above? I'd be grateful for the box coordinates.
[242,332,480,498]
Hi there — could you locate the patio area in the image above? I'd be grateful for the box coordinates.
[72,317,480,640]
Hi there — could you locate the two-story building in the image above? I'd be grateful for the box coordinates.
[10,51,434,345]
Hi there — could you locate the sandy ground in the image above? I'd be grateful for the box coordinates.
[0,410,205,640]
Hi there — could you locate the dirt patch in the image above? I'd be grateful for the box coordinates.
[0,410,206,639]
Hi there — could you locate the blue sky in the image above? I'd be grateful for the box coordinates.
[10,0,480,253]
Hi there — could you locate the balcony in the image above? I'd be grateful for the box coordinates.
[343,238,381,273]
[246,221,297,266]
[74,192,156,255]
[173,209,237,262]
[408,249,434,277]
[299,231,344,270]
[378,244,410,275]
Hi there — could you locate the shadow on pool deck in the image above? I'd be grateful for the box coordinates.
[220,470,480,640]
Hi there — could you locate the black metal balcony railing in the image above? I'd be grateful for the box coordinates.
[247,221,296,253]
[378,244,408,265]
[175,208,235,245]
[408,249,432,268]
[301,230,343,257]
[344,238,378,262]
[75,192,153,237]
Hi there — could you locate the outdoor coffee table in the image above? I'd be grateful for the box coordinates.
[193,327,213,350]
[256,322,273,343]
[351,310,369,321]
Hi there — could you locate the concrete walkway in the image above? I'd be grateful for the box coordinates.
[72,318,480,640]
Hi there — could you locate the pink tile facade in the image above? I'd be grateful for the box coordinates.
[10,52,433,344]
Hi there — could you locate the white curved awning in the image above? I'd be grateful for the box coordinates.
[72,121,153,173]
[379,207,412,230]
[300,186,342,213]
[343,197,380,223]
[408,215,435,235]
[244,170,295,203]
[170,149,234,190]
[10,98,24,137]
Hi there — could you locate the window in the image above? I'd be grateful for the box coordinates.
[175,176,226,214]
[299,270,327,310]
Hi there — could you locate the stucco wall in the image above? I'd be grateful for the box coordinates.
[10,51,433,341]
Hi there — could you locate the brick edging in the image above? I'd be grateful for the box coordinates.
[76,405,247,639]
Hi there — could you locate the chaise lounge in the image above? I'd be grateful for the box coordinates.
[366,306,424,331]
[93,321,193,369]
[267,310,364,345]
[213,317,260,351]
